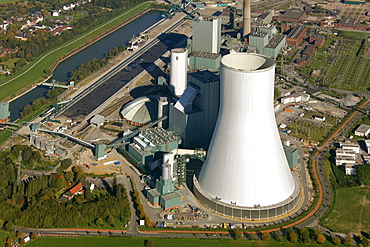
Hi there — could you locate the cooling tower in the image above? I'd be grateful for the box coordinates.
[170,48,188,97]
[194,53,300,220]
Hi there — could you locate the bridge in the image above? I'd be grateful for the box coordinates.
[38,129,94,148]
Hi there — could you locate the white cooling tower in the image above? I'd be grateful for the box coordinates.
[194,53,300,220]
[170,48,188,97]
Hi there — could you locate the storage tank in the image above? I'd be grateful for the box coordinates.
[170,48,188,97]
[193,53,300,220]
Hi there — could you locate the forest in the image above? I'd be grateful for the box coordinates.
[0,145,130,229]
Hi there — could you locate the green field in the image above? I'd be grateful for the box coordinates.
[321,187,370,233]
[0,0,16,3]
[0,230,15,245]
[27,236,347,247]
[0,2,153,102]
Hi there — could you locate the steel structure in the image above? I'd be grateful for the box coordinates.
[194,53,300,220]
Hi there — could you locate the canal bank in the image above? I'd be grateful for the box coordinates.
[8,9,165,121]
[1,2,159,103]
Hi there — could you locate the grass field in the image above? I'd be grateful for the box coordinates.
[321,187,370,233]
[27,236,347,247]
[0,0,16,3]
[0,2,153,102]
[0,230,14,245]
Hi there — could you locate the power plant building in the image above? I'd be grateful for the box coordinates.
[169,70,220,148]
[249,32,269,53]
[192,17,221,54]
[264,35,286,58]
[193,53,300,220]
[188,51,221,71]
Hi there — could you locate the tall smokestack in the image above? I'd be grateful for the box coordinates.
[243,0,251,37]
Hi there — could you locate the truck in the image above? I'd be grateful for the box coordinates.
[114,161,121,165]
[284,108,293,113]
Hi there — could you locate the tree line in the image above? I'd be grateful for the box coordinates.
[20,87,63,118]
[69,44,126,83]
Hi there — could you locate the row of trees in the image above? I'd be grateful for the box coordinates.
[230,227,369,246]
[20,87,63,118]
[131,180,151,227]
[69,44,126,83]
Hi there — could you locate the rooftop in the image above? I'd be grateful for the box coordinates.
[139,127,181,145]
[265,35,285,49]
[287,25,306,40]
[190,51,220,60]
[279,9,305,20]
[161,192,180,201]
[148,189,161,197]
[250,31,268,38]
[188,70,219,84]
[355,124,370,133]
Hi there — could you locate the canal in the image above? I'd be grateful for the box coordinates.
[9,10,163,121]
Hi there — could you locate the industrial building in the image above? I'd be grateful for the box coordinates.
[169,70,220,148]
[127,127,181,168]
[354,124,370,137]
[274,9,306,22]
[263,35,286,58]
[147,160,180,210]
[249,32,269,53]
[191,16,221,54]
[286,25,306,48]
[248,31,286,58]
[0,102,10,123]
[280,92,310,104]
[193,53,300,220]
[120,97,159,126]
[283,145,298,169]
[188,51,221,71]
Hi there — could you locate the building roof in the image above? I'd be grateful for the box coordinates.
[188,70,219,84]
[139,127,182,146]
[287,25,306,39]
[264,35,285,49]
[148,189,161,197]
[250,31,268,38]
[355,124,370,134]
[283,145,297,153]
[259,12,271,20]
[120,97,156,125]
[190,51,220,60]
[69,182,83,194]
[279,9,305,20]
[161,192,181,201]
